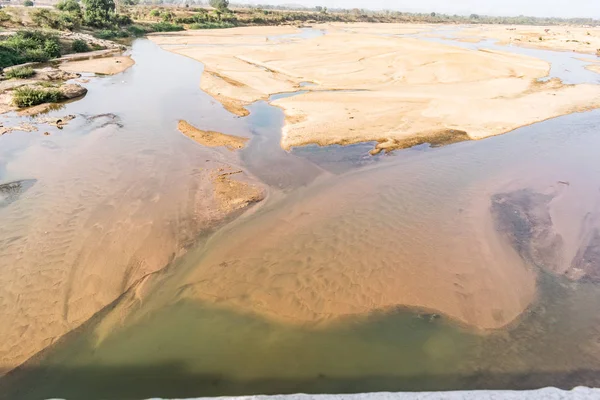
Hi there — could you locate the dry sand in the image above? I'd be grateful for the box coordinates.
[178,120,248,150]
[455,25,600,54]
[152,25,600,152]
[59,56,135,75]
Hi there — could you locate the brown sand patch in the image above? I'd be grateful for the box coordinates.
[177,120,248,150]
[59,56,135,75]
[371,129,471,154]
[212,169,264,213]
[155,25,600,151]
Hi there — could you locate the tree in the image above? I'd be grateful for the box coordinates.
[430,12,436,17]
[24,0,34,6]
[56,0,81,13]
[315,6,322,12]
[208,0,228,11]
[470,13,479,19]
[82,0,115,27]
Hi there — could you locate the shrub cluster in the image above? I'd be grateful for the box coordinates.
[71,39,90,52]
[12,86,63,107]
[4,66,35,79]
[0,30,62,68]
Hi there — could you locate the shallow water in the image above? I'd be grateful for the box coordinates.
[3,32,600,400]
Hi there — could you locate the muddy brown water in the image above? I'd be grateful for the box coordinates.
[2,36,600,400]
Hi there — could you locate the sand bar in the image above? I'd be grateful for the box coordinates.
[177,120,248,150]
[454,25,600,54]
[152,25,600,152]
[59,56,135,75]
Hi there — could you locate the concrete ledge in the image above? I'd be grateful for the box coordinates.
[145,387,600,400]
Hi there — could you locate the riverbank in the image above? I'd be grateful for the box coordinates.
[151,24,600,154]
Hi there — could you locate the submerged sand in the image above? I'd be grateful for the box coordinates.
[151,25,600,152]
[59,56,135,75]
[588,64,600,75]
[0,122,262,375]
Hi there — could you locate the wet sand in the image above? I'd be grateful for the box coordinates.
[0,41,262,375]
[59,56,135,75]
[178,120,248,150]
[588,64,600,75]
[151,25,600,152]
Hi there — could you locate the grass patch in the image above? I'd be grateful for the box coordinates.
[4,66,35,79]
[12,86,64,107]
[189,21,234,29]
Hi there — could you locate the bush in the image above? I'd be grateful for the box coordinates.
[43,40,61,58]
[0,31,62,68]
[0,10,11,22]
[71,39,90,52]
[56,0,81,12]
[149,9,160,17]
[31,8,81,30]
[82,0,115,28]
[24,0,34,6]
[209,0,228,11]
[150,22,183,32]
[4,66,35,79]
[95,29,128,39]
[127,24,150,36]
[113,13,132,26]
[12,86,63,107]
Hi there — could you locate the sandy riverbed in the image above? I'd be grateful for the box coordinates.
[59,56,135,75]
[454,25,600,54]
[151,24,600,153]
[0,49,264,375]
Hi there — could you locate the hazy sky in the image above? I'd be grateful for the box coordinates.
[238,0,599,18]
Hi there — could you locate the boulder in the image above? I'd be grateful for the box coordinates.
[59,84,87,99]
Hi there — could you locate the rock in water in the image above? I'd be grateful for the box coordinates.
[59,84,88,99]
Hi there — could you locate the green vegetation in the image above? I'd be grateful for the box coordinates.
[0,30,62,68]
[149,21,183,31]
[0,10,11,22]
[189,21,234,29]
[23,0,34,7]
[4,66,35,79]
[82,0,115,27]
[209,0,229,11]
[12,86,63,107]
[56,0,81,13]
[71,39,90,52]
[31,8,82,30]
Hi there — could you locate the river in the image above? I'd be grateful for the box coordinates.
[1,31,600,399]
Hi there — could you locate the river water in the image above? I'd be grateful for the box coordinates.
[2,32,600,400]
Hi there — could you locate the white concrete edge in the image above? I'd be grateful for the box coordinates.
[137,387,600,400]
